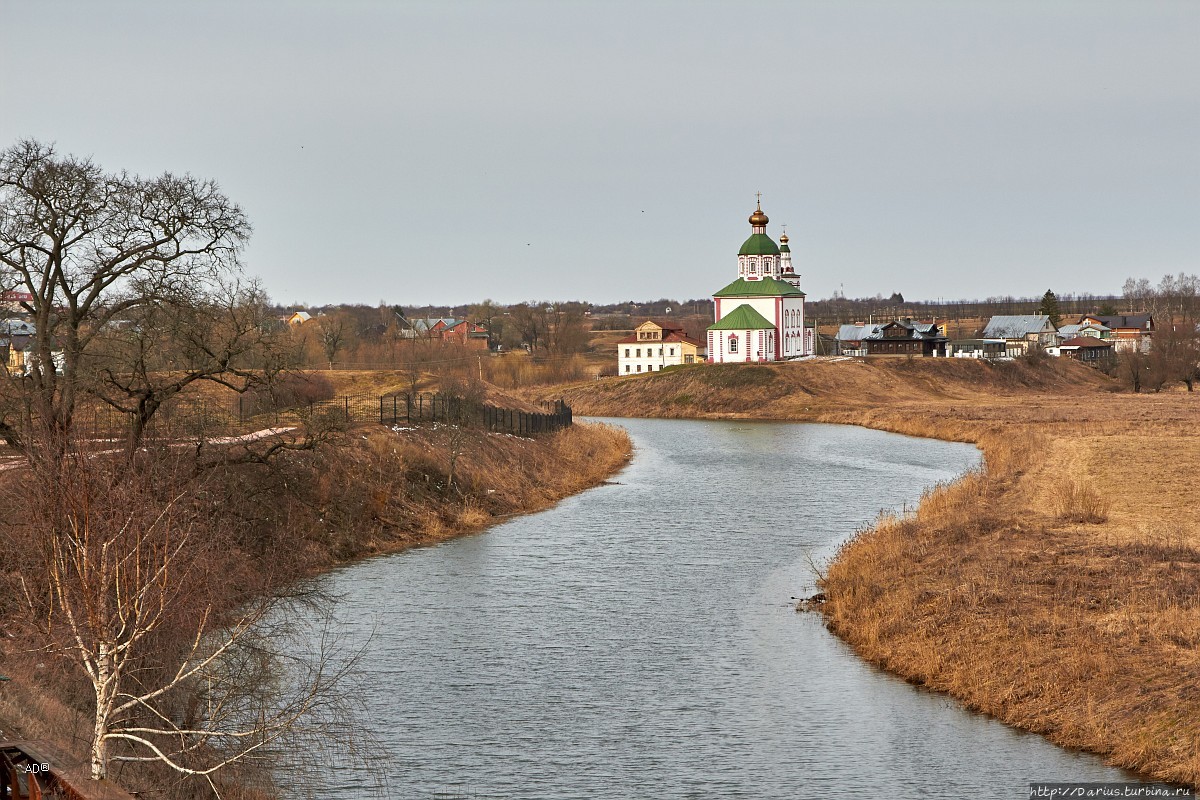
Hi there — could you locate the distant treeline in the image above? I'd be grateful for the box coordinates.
[275,274,1199,348]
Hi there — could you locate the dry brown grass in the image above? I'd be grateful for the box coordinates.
[242,420,633,563]
[530,356,1200,788]
[1052,479,1112,524]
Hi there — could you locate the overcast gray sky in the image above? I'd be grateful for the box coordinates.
[3,1,1197,307]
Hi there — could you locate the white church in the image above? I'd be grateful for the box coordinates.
[707,198,813,362]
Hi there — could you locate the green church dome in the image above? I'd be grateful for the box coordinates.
[738,233,780,256]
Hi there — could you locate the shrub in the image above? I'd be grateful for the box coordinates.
[1052,480,1111,524]
[244,372,336,414]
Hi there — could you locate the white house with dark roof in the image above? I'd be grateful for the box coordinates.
[707,198,812,362]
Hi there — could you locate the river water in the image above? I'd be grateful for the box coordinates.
[302,418,1139,799]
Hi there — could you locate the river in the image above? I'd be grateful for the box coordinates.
[295,418,1140,799]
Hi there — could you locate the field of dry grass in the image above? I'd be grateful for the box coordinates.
[533,357,1200,788]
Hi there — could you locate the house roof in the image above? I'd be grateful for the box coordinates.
[411,317,459,332]
[708,304,776,331]
[1081,314,1153,330]
[738,233,780,256]
[837,323,882,341]
[874,320,947,341]
[1059,336,1113,348]
[838,320,945,342]
[982,315,1054,338]
[1057,323,1109,338]
[635,318,685,332]
[713,276,805,298]
[616,330,702,346]
[1,319,36,336]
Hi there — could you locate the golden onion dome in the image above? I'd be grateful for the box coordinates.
[779,231,789,244]
[748,203,769,227]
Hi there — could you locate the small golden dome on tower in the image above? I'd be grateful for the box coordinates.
[779,231,789,244]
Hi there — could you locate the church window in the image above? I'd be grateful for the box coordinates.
[636,348,641,357]
[625,364,630,373]
[669,347,674,356]
[658,348,663,356]
[625,348,630,357]
[728,336,738,354]
[637,365,642,372]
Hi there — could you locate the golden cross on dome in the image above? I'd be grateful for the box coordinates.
[755,191,762,208]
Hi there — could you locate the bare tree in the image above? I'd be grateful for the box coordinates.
[0,139,250,453]
[86,279,283,452]
[467,299,501,348]
[315,316,347,369]
[545,301,590,356]
[509,302,547,352]
[438,373,485,491]
[15,448,361,794]
[1117,347,1151,392]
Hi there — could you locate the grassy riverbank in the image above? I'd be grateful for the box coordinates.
[0,419,630,798]
[537,358,1200,788]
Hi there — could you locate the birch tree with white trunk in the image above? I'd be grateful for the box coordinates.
[20,446,356,795]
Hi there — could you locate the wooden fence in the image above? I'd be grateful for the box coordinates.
[77,393,572,441]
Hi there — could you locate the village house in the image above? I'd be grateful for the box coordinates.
[835,320,947,357]
[707,198,813,362]
[1050,336,1115,364]
[617,319,705,374]
[1055,320,1110,341]
[861,319,948,357]
[0,320,64,376]
[981,315,1058,357]
[1077,314,1153,353]
[947,338,1007,359]
[835,323,882,357]
[286,310,312,326]
[408,318,491,349]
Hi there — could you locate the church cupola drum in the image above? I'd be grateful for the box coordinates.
[708,197,812,362]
